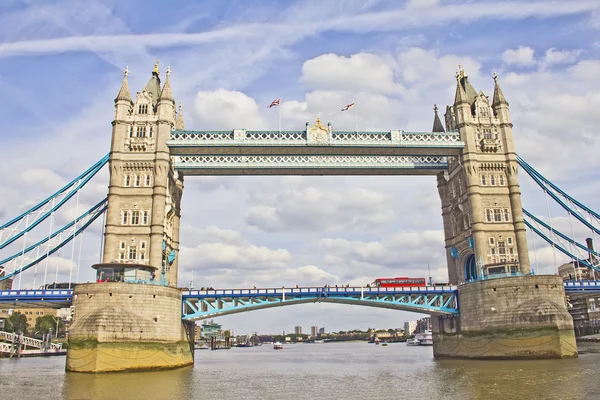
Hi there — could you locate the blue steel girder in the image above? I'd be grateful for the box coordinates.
[181,286,459,321]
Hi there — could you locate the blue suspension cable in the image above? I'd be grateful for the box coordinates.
[0,154,109,230]
[523,219,599,273]
[517,155,600,221]
[0,158,108,250]
[0,198,108,266]
[0,204,107,282]
[518,157,600,236]
[523,209,600,260]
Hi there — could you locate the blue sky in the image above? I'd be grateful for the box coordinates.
[1,0,600,333]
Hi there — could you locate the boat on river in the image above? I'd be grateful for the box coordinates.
[273,342,283,350]
[406,331,433,346]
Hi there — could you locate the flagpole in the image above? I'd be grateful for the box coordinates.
[278,101,282,133]
[354,100,358,133]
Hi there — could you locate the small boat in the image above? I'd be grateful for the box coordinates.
[313,340,325,344]
[406,338,420,346]
[273,342,283,350]
[196,344,210,350]
[381,342,388,347]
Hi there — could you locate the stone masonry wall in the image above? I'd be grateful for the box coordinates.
[69,283,187,342]
[432,275,578,359]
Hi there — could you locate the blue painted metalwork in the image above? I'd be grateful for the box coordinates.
[564,280,600,293]
[518,156,600,236]
[464,254,477,281]
[523,219,600,273]
[0,290,73,309]
[0,203,108,282]
[0,155,109,250]
[450,247,459,259]
[0,154,109,231]
[518,155,600,221]
[468,237,474,249]
[0,198,108,267]
[181,286,460,320]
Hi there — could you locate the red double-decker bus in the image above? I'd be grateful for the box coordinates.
[372,277,427,287]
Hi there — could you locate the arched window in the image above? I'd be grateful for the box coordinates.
[464,254,477,281]
[486,209,492,222]
[141,211,149,225]
[145,175,152,186]
[504,209,511,221]
[134,175,141,187]
[490,175,496,185]
[124,175,131,187]
[131,211,140,225]
[481,175,487,185]
[499,175,505,185]
[129,246,137,260]
[121,211,128,225]
[136,125,145,138]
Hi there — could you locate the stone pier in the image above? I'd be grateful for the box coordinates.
[432,275,578,359]
[66,283,194,373]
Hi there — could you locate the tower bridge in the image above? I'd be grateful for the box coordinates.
[3,62,597,372]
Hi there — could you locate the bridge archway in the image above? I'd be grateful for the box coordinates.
[464,254,477,281]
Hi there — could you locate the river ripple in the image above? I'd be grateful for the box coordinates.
[0,342,598,400]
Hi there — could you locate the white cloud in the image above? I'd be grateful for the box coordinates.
[542,48,583,66]
[301,53,403,94]
[246,186,395,233]
[502,46,536,66]
[193,89,268,130]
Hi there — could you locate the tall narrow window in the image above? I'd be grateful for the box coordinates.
[481,175,487,185]
[504,209,511,222]
[499,175,505,185]
[486,209,492,222]
[507,237,513,245]
[120,241,126,250]
[140,241,146,250]
[121,211,128,225]
[489,237,495,245]
[145,175,151,186]
[129,246,137,260]
[131,211,140,225]
[138,104,148,115]
[141,211,149,225]
[120,252,125,260]
[490,175,496,186]
[134,175,141,187]
[148,126,153,138]
[136,125,145,138]
[494,209,502,222]
[124,175,131,187]
[128,125,133,138]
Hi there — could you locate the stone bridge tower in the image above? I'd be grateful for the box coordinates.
[437,68,530,285]
[103,63,184,286]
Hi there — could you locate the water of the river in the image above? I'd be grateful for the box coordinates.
[1,342,599,400]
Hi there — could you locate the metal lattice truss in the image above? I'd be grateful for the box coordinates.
[173,155,448,173]
[168,129,463,148]
[181,286,459,321]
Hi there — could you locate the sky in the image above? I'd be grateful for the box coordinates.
[1,0,600,335]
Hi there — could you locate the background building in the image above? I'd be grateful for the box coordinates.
[0,270,12,290]
[294,325,302,335]
[310,326,319,337]
[403,321,417,336]
[318,327,325,335]
[414,317,431,334]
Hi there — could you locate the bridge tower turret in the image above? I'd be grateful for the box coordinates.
[437,67,530,285]
[102,62,183,287]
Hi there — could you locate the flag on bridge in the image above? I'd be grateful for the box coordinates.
[267,98,280,108]
[341,102,355,111]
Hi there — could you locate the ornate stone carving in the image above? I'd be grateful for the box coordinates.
[308,118,329,143]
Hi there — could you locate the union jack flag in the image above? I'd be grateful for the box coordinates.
[267,98,280,108]
[341,103,355,111]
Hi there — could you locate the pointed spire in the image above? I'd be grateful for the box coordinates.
[432,104,445,132]
[454,70,468,105]
[159,66,174,103]
[115,66,132,103]
[492,72,509,108]
[176,102,185,130]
